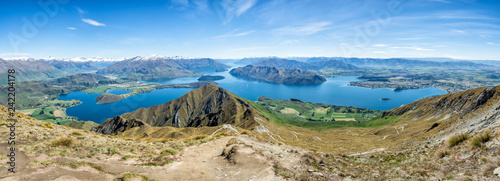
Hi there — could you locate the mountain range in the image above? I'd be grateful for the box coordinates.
[96,55,230,80]
[254,58,359,71]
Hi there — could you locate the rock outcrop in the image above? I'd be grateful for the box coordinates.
[93,116,149,135]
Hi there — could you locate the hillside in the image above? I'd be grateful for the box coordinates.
[229,65,326,84]
[235,56,284,65]
[0,58,65,84]
[1,84,500,180]
[96,56,230,80]
[47,73,109,91]
[332,57,491,69]
[95,85,263,134]
[255,58,359,71]
[378,85,500,142]
[41,59,101,72]
[0,81,71,109]
[0,58,110,85]
[198,75,225,81]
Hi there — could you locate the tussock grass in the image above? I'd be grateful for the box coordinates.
[41,122,54,129]
[71,131,83,136]
[117,172,157,181]
[435,148,449,158]
[52,137,75,147]
[139,160,173,166]
[159,148,178,157]
[469,131,490,149]
[107,147,120,155]
[447,133,469,148]
[122,155,139,160]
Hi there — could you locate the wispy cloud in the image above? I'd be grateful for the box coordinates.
[395,37,423,41]
[390,46,433,51]
[373,51,387,54]
[172,0,189,7]
[82,18,105,27]
[273,22,331,36]
[214,29,255,38]
[67,27,76,30]
[281,39,300,45]
[193,0,210,13]
[451,29,467,34]
[76,7,86,15]
[373,44,389,47]
[0,52,31,57]
[216,0,257,24]
[429,0,451,3]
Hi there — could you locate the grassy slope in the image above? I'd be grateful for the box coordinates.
[250,97,392,130]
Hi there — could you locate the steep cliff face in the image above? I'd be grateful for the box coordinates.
[229,65,326,84]
[96,85,262,135]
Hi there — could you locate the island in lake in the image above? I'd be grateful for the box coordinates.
[229,65,326,85]
[197,75,225,81]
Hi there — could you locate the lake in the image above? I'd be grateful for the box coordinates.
[58,69,447,124]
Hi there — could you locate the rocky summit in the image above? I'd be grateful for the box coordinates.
[95,85,262,135]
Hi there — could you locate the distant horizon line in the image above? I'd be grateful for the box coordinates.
[1,55,499,62]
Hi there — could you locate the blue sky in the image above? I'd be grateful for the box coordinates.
[1,0,499,60]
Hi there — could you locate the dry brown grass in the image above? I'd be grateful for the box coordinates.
[52,137,75,147]
[469,131,491,149]
[435,148,449,158]
[447,133,470,148]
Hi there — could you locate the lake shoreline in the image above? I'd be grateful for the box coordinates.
[58,74,447,124]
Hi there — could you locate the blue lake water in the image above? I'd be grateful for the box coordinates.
[58,69,447,124]
[105,89,131,95]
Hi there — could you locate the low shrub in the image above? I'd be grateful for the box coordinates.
[435,148,448,158]
[447,133,469,147]
[470,131,491,148]
[52,137,74,147]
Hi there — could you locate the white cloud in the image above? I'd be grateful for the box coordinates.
[487,42,496,45]
[451,29,466,34]
[82,18,105,27]
[172,0,189,7]
[390,46,433,51]
[76,7,86,15]
[0,52,31,58]
[395,37,423,41]
[281,39,300,45]
[214,29,255,38]
[67,27,76,30]
[373,44,388,47]
[218,0,257,24]
[430,0,451,3]
[234,0,256,16]
[373,51,387,54]
[273,22,331,36]
[193,0,210,13]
